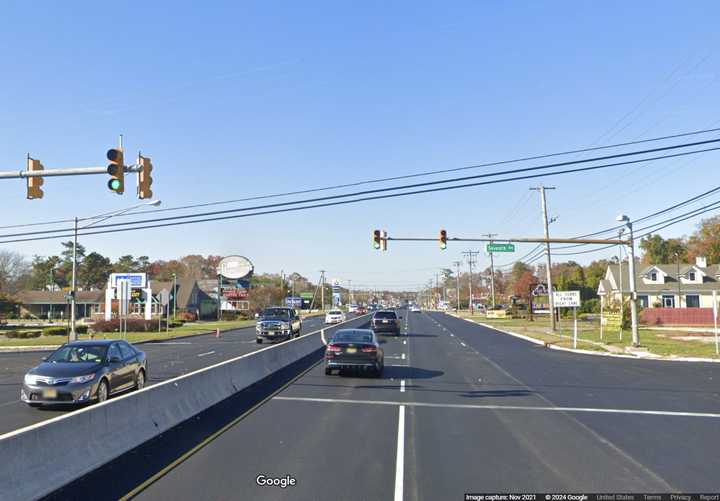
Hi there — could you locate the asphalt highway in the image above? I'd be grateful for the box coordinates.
[0,314,353,436]
[122,310,720,500]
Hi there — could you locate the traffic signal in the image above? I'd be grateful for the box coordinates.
[106,148,125,194]
[373,230,382,250]
[138,154,153,199]
[26,157,44,199]
[381,230,388,251]
[439,229,447,250]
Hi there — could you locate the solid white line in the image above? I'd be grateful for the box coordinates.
[394,405,405,501]
[197,351,215,357]
[272,396,720,418]
[400,380,405,392]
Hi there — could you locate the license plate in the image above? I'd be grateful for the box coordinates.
[42,389,57,399]
[346,347,357,354]
[382,320,388,323]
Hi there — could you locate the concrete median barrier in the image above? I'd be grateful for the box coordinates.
[0,327,332,500]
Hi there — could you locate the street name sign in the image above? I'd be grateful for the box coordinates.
[553,290,581,308]
[486,243,515,253]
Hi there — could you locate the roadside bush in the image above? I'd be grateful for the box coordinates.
[220,312,242,321]
[17,331,42,339]
[90,318,156,333]
[177,311,197,322]
[4,331,18,338]
[580,299,600,314]
[43,327,68,336]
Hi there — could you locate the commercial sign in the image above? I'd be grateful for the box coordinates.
[110,273,146,289]
[300,292,314,299]
[223,288,249,299]
[486,243,515,253]
[603,312,622,328]
[285,297,302,308]
[217,255,254,280]
[486,310,507,319]
[553,290,581,308]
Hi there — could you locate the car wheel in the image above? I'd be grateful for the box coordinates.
[136,370,146,390]
[96,380,109,403]
[325,367,332,375]
[256,338,262,344]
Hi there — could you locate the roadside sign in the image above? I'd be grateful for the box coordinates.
[159,290,170,306]
[553,291,580,308]
[217,255,254,280]
[300,292,314,299]
[110,272,146,289]
[486,243,515,253]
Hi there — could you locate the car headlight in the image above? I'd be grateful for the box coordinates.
[24,374,38,385]
[280,322,290,329]
[70,374,95,384]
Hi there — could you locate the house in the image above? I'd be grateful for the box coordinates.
[149,278,218,319]
[14,290,104,320]
[598,256,720,309]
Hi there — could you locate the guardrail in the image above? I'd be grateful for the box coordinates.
[0,316,368,500]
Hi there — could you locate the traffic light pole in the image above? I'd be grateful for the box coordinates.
[70,217,78,341]
[0,164,141,179]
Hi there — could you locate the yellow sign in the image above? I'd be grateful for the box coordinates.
[603,312,622,328]
[486,310,507,319]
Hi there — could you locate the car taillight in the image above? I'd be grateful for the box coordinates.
[361,346,377,353]
[326,344,341,352]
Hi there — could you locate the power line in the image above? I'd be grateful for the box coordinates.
[2,141,719,243]
[3,125,720,231]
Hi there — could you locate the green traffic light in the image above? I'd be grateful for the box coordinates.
[108,179,122,191]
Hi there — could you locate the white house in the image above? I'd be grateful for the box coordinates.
[598,256,720,308]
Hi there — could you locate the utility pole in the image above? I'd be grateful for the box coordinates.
[435,273,439,308]
[453,261,461,311]
[319,270,326,311]
[531,186,557,331]
[482,233,498,308]
[462,250,479,314]
[618,229,625,341]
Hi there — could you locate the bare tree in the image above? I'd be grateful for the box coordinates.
[0,251,30,294]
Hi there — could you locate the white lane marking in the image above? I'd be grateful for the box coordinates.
[394,405,405,501]
[153,342,192,345]
[403,340,407,345]
[387,364,409,367]
[400,380,405,392]
[460,342,467,347]
[273,396,720,418]
[450,333,454,337]
[386,356,404,359]
[401,353,406,360]
[197,351,215,357]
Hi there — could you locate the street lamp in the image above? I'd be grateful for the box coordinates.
[70,199,162,340]
[616,214,640,347]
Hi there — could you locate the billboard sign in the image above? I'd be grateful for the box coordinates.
[223,288,249,299]
[285,297,302,308]
[217,256,254,280]
[110,273,146,289]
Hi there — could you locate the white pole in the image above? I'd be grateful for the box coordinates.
[573,306,577,349]
[713,290,718,356]
[600,295,604,341]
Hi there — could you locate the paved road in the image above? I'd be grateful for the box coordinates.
[128,310,720,500]
[0,314,351,436]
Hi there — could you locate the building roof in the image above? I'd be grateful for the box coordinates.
[150,278,203,309]
[14,290,104,305]
[605,263,720,294]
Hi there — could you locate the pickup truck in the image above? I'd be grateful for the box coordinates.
[256,307,302,344]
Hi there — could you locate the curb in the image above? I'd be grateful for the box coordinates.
[459,316,720,364]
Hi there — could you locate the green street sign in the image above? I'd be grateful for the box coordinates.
[486,243,515,253]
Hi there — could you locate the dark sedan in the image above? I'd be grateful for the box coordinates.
[371,310,402,335]
[324,329,384,377]
[21,340,148,407]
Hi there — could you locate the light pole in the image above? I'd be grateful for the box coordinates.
[172,272,177,321]
[616,214,640,347]
[70,199,161,340]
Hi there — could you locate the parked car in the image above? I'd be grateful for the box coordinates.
[21,340,147,407]
[325,309,346,324]
[256,307,302,343]
[410,305,421,313]
[324,329,384,377]
[371,310,401,335]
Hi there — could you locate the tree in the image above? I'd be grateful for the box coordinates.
[29,255,62,289]
[513,270,537,300]
[640,234,688,264]
[81,252,112,289]
[687,216,720,264]
[113,255,139,273]
[0,251,29,294]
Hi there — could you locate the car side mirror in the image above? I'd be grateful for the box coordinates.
[40,356,47,362]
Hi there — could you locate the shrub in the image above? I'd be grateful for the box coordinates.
[580,299,600,314]
[4,331,18,338]
[17,331,42,339]
[90,318,157,333]
[177,311,197,322]
[43,326,69,336]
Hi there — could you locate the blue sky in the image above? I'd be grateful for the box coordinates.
[1,1,719,290]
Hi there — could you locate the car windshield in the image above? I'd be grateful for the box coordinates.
[374,311,397,319]
[262,309,290,319]
[331,331,373,343]
[328,310,342,315]
[46,345,107,363]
